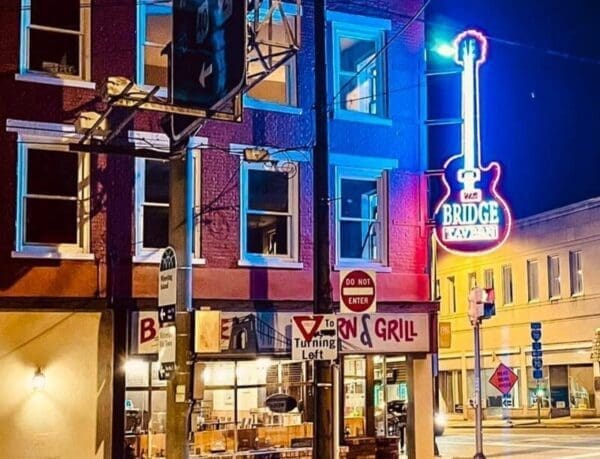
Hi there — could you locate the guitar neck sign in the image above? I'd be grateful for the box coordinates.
[433,30,512,256]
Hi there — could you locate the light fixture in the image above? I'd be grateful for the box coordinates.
[434,42,455,58]
[32,367,46,390]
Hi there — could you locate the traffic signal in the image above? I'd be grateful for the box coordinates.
[468,287,496,324]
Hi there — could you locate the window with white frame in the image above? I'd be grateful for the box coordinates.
[548,255,561,298]
[240,161,299,265]
[527,259,539,302]
[247,3,299,107]
[502,265,513,305]
[483,268,494,289]
[133,135,202,261]
[20,0,91,79]
[447,276,456,314]
[336,167,387,265]
[569,250,583,296]
[137,0,171,88]
[329,13,389,119]
[468,272,477,289]
[15,139,90,256]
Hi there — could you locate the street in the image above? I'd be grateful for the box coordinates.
[437,428,600,458]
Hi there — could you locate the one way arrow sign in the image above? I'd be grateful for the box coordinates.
[158,305,176,326]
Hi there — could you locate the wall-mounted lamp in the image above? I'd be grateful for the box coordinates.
[32,367,46,390]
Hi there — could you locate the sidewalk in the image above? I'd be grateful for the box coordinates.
[447,416,600,429]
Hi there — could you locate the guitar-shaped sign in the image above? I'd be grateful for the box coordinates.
[433,30,512,255]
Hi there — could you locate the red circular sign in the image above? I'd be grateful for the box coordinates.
[341,270,376,313]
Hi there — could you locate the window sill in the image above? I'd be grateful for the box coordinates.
[549,296,562,302]
[334,262,391,273]
[140,84,168,99]
[571,292,584,298]
[238,258,304,269]
[244,97,303,115]
[332,109,393,126]
[133,254,206,265]
[11,250,95,261]
[15,73,96,90]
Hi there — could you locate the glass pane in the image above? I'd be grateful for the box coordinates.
[145,45,169,87]
[344,357,366,437]
[29,28,79,76]
[28,149,78,197]
[31,0,80,31]
[151,362,168,387]
[203,362,235,387]
[143,205,169,248]
[237,359,273,386]
[340,221,380,260]
[146,8,171,44]
[197,389,235,452]
[248,169,288,212]
[340,37,376,73]
[125,390,150,433]
[339,37,378,114]
[247,214,288,255]
[527,366,550,408]
[248,63,290,105]
[25,198,77,244]
[341,179,377,219]
[126,360,150,387]
[145,160,169,203]
[569,365,594,409]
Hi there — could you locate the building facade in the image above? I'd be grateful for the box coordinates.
[0,1,435,458]
[437,198,600,420]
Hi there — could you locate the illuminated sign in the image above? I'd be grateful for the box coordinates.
[434,30,512,255]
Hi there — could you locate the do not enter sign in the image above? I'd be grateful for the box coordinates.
[340,269,376,314]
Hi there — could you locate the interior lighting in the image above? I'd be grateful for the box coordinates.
[32,368,46,390]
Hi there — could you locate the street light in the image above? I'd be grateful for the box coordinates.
[434,42,455,58]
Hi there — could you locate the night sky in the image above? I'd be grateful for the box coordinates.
[425,0,600,218]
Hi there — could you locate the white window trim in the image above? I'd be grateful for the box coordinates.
[526,259,540,303]
[237,154,301,269]
[502,265,513,306]
[334,165,388,269]
[132,131,206,264]
[136,0,171,93]
[569,250,584,297]
[7,119,92,259]
[329,12,390,123]
[548,255,561,300]
[19,0,92,84]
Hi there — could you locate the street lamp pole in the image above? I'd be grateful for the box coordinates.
[473,318,485,459]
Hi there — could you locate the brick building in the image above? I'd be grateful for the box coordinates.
[0,1,436,458]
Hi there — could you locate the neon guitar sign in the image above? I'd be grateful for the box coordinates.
[433,30,512,255]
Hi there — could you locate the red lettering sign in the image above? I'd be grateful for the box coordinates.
[140,317,157,344]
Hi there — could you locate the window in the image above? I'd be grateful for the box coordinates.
[468,272,477,289]
[335,167,387,266]
[246,3,299,108]
[20,0,91,80]
[447,276,456,314]
[502,265,513,305]
[240,161,299,267]
[569,250,583,296]
[329,12,390,122]
[483,268,494,289]
[14,131,91,257]
[137,0,171,88]
[133,132,203,261]
[527,259,539,302]
[548,255,561,298]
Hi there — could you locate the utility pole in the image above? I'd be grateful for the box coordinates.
[165,132,195,458]
[313,0,334,458]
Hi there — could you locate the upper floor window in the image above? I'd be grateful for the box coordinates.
[483,268,494,289]
[329,12,390,122]
[247,3,300,108]
[468,272,477,289]
[20,0,91,80]
[11,124,91,258]
[527,259,539,302]
[137,0,171,88]
[548,255,561,299]
[240,160,299,267]
[502,265,513,305]
[447,276,456,314]
[335,167,387,267]
[132,132,203,262]
[569,250,583,296]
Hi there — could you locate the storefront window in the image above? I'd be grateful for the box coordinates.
[527,366,550,408]
[439,370,463,414]
[344,356,366,437]
[125,360,167,459]
[193,360,311,456]
[569,365,594,409]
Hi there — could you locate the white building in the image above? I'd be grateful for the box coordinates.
[437,197,600,419]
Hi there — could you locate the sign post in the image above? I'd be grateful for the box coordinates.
[531,322,543,423]
[158,247,178,379]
